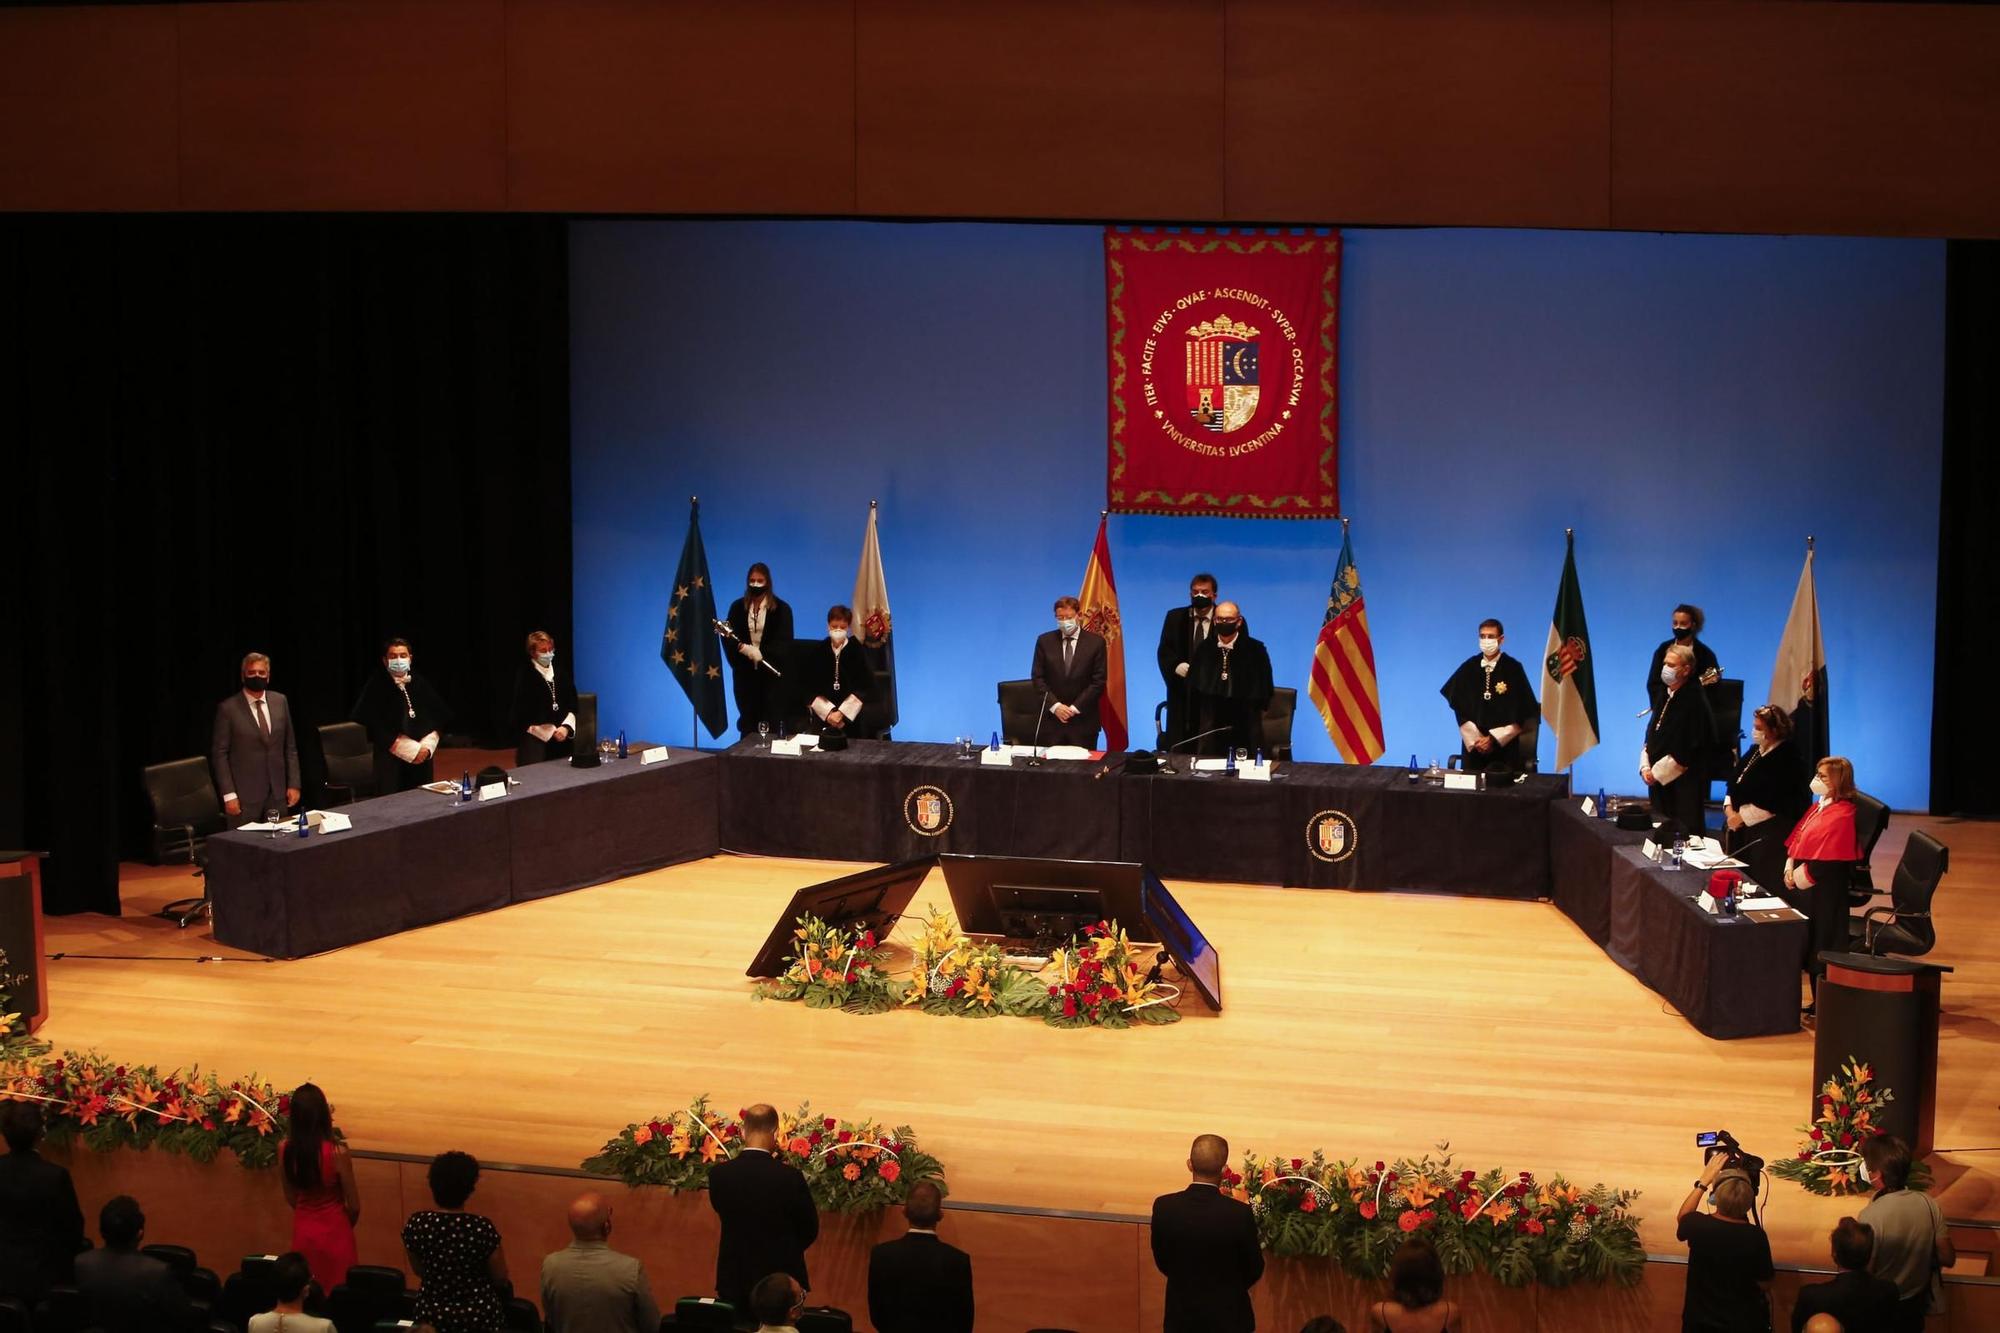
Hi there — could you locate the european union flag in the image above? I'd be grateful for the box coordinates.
[663,499,728,740]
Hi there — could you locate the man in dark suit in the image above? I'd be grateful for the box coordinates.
[73,1195,197,1333]
[1031,595,1108,748]
[1155,573,1220,751]
[1792,1216,1899,1333]
[209,652,300,825]
[724,562,795,738]
[707,1104,819,1315]
[1150,1132,1264,1333]
[0,1103,85,1304]
[867,1181,973,1333]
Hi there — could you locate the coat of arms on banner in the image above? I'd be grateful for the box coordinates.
[1105,229,1341,519]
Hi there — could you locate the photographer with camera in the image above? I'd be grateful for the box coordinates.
[1676,1134,1774,1333]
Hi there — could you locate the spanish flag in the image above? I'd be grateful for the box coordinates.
[1307,525,1385,764]
[1077,514,1128,751]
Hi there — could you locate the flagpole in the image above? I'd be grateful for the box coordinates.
[1563,527,1573,780]
[692,495,701,752]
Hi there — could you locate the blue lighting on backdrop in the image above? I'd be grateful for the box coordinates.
[570,222,1944,809]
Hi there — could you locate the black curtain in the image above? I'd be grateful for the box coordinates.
[1932,239,2000,817]
[2,215,572,912]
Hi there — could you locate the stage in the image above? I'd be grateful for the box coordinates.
[36,811,2000,1284]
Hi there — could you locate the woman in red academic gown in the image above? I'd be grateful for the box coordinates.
[1783,755,1861,1015]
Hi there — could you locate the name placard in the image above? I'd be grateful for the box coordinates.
[979,748,1013,767]
[1238,762,1273,782]
[1442,771,1481,791]
[769,738,803,757]
[640,746,670,765]
[478,782,508,802]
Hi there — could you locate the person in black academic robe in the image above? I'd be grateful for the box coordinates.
[1722,703,1812,893]
[509,630,578,766]
[1642,644,1717,836]
[1439,619,1540,775]
[1645,603,1721,715]
[793,606,873,739]
[1030,596,1107,748]
[1156,574,1220,751]
[350,638,451,794]
[1190,602,1273,757]
[723,563,794,738]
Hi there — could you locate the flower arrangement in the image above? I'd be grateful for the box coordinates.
[1238,1145,1645,1288]
[1772,1058,1931,1196]
[1044,920,1181,1028]
[582,1098,945,1212]
[755,914,902,1014]
[0,953,49,1064]
[903,908,1048,1019]
[0,1050,291,1168]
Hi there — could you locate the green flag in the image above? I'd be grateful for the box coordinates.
[663,499,728,740]
[1539,531,1600,770]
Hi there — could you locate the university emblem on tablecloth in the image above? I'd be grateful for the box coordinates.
[1306,809,1358,863]
[904,785,955,837]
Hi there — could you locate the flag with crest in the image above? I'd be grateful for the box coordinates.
[1539,531,1599,771]
[1077,514,1128,750]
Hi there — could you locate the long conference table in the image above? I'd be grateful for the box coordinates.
[206,738,1807,1037]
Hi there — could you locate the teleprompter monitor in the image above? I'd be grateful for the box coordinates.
[744,856,932,979]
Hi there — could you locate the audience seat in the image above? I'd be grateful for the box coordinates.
[796,1309,852,1333]
[33,1285,85,1333]
[220,1256,281,1330]
[501,1295,541,1332]
[669,1296,737,1330]
[0,1297,29,1333]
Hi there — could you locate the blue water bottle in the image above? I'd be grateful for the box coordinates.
[1225,747,1237,774]
[1407,753,1420,784]
[990,731,1000,752]
[617,729,628,759]
[460,770,473,802]
[296,810,309,838]
[1596,786,1608,819]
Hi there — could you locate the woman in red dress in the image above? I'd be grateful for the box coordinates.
[280,1083,360,1294]
[1784,755,1862,1017]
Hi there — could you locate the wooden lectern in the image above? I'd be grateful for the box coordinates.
[0,852,49,1033]
[1815,950,1951,1155]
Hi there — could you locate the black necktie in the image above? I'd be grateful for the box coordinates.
[1063,636,1073,670]
[255,699,270,739]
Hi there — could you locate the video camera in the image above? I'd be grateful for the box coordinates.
[1695,1129,1766,1181]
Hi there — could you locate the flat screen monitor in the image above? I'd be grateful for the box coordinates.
[1141,870,1222,1012]
[939,854,1150,940]
[744,856,932,978]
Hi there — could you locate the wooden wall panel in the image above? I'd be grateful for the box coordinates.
[0,6,179,211]
[506,0,857,214]
[177,0,508,211]
[1226,0,1612,228]
[855,0,1227,221]
[1612,0,2000,238]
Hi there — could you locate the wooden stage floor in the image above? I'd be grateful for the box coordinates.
[40,814,2000,1270]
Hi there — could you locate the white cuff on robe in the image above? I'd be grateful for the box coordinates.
[420,731,440,754]
[527,724,557,742]
[1651,755,1685,785]
[1489,724,1520,746]
[839,695,862,721]
[1739,803,1774,826]
[811,697,834,721]
[221,791,237,803]
[1459,721,1481,747]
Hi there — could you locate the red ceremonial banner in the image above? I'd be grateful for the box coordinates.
[1105,229,1341,518]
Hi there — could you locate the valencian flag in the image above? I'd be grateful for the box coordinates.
[1077,513,1128,751]
[1307,523,1385,765]
[1104,228,1341,519]
[662,498,727,740]
[1770,538,1829,764]
[852,500,897,730]
[1539,531,1599,771]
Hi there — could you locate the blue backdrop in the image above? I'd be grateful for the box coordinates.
[570,222,1945,809]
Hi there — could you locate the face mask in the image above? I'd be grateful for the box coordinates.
[1810,775,1830,798]
[1479,636,1500,658]
[387,658,411,676]
[1191,592,1214,609]
[535,651,554,667]
[1214,619,1241,636]
[1673,624,1693,640]
[243,676,269,693]
[1752,728,1768,748]
[1057,618,1076,635]
[747,583,767,596]
[1659,665,1678,687]
[1858,1160,1872,1186]
[829,628,849,645]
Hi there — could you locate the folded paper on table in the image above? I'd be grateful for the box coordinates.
[640,746,670,765]
[979,749,1013,767]
[769,738,803,757]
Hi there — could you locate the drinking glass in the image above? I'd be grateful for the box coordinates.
[757,721,771,749]
[264,807,283,839]
[1234,747,1250,767]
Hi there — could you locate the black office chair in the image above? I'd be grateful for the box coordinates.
[997,678,1044,745]
[1851,830,1947,959]
[142,757,228,866]
[1152,688,1297,759]
[1446,710,1541,776]
[1846,791,1893,906]
[318,721,377,805]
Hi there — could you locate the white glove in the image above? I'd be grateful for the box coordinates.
[740,644,763,664]
[1174,662,1190,679]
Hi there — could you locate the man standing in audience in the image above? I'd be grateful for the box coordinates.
[1156,572,1221,750]
[868,1180,973,1333]
[0,1103,85,1304]
[1151,1133,1264,1333]
[1190,601,1274,757]
[541,1191,660,1333]
[708,1105,819,1315]
[73,1195,197,1333]
[1031,595,1107,749]
[747,1273,806,1333]
[210,651,300,824]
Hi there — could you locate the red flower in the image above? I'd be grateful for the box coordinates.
[1840,1132,1856,1147]
[824,1117,838,1131]
[1809,1127,1824,1141]
[1397,1211,1420,1232]
[1584,1204,1600,1218]
[878,1159,902,1182]
[1299,1193,1318,1213]
[837,1130,853,1144]
[1291,1158,1304,1170]
[1375,1161,1386,1172]
[1062,996,1077,1018]
[1797,1150,1814,1161]
[1419,1210,1436,1226]
[1360,1201,1378,1220]
[1525,1218,1546,1235]
[1461,1202,1481,1220]
[861,930,877,949]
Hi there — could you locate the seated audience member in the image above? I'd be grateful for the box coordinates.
[1676,1150,1774,1333]
[868,1180,973,1333]
[748,1272,805,1333]
[73,1195,197,1333]
[709,1104,818,1313]
[403,1151,507,1333]
[0,1102,86,1302]
[1151,1132,1264,1333]
[1800,1314,1842,1333]
[247,1252,336,1333]
[1302,1319,1350,1333]
[1368,1238,1460,1332]
[541,1191,660,1333]
[1857,1134,1954,1333]
[1791,1216,1897,1333]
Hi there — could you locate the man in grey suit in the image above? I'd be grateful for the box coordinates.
[541,1191,660,1333]
[209,652,299,825]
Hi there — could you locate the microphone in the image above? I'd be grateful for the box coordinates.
[1025,690,1050,766]
[713,618,783,677]
[1158,724,1235,775]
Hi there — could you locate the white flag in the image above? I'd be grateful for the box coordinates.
[1769,543,1829,763]
[851,500,897,727]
